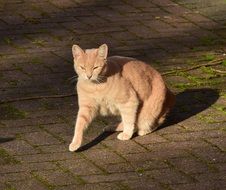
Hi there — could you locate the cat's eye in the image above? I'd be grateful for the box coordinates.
[80,66,85,70]
[93,66,99,70]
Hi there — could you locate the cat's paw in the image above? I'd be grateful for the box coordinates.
[138,129,151,136]
[117,132,131,140]
[69,142,80,152]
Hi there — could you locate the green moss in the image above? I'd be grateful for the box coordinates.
[135,167,145,175]
[222,60,226,66]
[202,54,215,61]
[31,172,55,190]
[201,66,215,75]
[198,114,216,123]
[213,105,226,114]
[0,104,27,120]
[0,148,20,165]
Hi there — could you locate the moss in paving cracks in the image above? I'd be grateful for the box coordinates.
[212,105,226,115]
[222,60,226,66]
[0,104,27,120]
[0,148,20,165]
[31,172,55,190]
[135,167,145,175]
[198,114,217,123]
[202,54,216,61]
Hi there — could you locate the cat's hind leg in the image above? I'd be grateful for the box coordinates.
[137,99,160,136]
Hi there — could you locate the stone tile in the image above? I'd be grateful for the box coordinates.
[0,162,57,174]
[121,178,164,190]
[162,130,225,141]
[1,0,226,189]
[84,149,125,164]
[16,152,82,163]
[145,168,194,184]
[191,146,226,164]
[22,131,61,146]
[1,139,40,155]
[168,157,212,174]
[170,181,226,190]
[103,139,147,154]
[0,172,31,182]
[55,183,120,190]
[35,170,78,186]
[10,179,48,190]
[134,133,168,144]
[82,172,140,183]
[58,158,104,175]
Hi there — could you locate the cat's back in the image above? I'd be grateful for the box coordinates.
[108,56,166,100]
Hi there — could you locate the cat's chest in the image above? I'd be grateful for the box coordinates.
[97,98,120,116]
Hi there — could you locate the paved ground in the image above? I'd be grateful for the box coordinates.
[0,0,226,189]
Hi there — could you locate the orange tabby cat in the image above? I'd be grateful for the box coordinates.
[69,44,175,152]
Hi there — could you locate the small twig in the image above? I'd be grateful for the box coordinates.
[0,93,76,104]
[162,57,224,76]
[211,68,226,74]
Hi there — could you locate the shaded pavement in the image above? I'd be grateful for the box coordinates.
[0,0,226,189]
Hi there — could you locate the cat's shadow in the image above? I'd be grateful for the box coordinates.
[0,137,15,144]
[76,88,219,152]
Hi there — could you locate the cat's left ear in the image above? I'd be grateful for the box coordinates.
[72,44,84,60]
[98,44,108,59]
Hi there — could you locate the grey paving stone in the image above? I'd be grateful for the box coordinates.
[0,1,225,190]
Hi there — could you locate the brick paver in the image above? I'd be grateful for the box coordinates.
[0,0,226,189]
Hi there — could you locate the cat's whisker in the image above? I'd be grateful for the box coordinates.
[67,76,77,81]
[67,76,78,84]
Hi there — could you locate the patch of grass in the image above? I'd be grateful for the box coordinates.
[0,104,27,120]
[213,105,226,114]
[202,54,215,61]
[0,148,20,165]
[135,167,145,174]
[31,172,55,190]
[201,66,215,75]
[222,60,226,66]
[198,114,216,123]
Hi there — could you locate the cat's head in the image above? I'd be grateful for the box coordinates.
[72,44,108,82]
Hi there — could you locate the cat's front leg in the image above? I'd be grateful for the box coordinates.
[69,105,97,152]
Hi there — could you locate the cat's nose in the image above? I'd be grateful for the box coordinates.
[87,74,92,79]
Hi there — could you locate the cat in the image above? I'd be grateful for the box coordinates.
[69,44,175,152]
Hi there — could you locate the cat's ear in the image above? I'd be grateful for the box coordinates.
[72,45,84,59]
[98,44,108,59]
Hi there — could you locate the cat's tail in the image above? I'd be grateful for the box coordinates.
[137,79,175,136]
